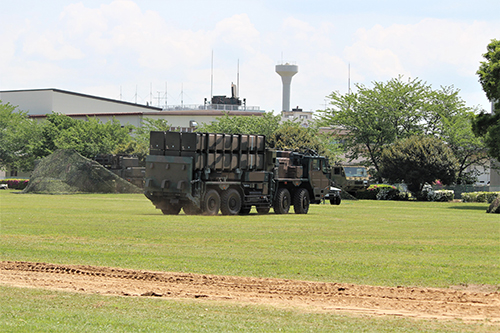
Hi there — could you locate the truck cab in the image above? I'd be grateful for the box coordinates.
[331,165,369,194]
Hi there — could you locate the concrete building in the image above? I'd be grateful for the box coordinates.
[0,88,264,131]
[281,106,314,127]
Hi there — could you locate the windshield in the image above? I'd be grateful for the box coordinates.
[344,167,367,177]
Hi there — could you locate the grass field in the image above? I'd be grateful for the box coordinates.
[0,190,498,332]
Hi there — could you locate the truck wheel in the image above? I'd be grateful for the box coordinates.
[203,189,220,215]
[183,202,201,215]
[330,197,341,205]
[274,188,291,214]
[293,188,310,214]
[221,189,242,215]
[256,207,270,214]
[161,203,182,215]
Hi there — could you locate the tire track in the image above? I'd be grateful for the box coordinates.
[1,261,499,323]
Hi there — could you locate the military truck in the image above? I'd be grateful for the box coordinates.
[94,154,145,188]
[331,165,369,194]
[143,131,332,215]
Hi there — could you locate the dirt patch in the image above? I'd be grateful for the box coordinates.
[1,261,499,323]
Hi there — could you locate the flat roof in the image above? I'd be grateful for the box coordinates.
[143,110,265,116]
[28,110,264,119]
[0,88,163,111]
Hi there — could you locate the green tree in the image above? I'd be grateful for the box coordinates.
[319,77,484,182]
[442,111,488,184]
[196,112,281,144]
[0,102,41,172]
[477,39,500,108]
[473,39,500,161]
[472,112,500,161]
[424,86,488,183]
[34,113,82,157]
[270,120,321,153]
[55,117,132,158]
[319,77,433,179]
[116,118,172,160]
[379,136,458,194]
[33,113,133,159]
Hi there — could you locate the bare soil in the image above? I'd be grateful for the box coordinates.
[1,261,499,323]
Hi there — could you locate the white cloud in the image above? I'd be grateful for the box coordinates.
[346,19,499,79]
[22,31,84,61]
[344,40,409,79]
[213,14,261,53]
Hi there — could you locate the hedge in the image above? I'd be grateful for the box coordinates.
[356,184,408,201]
[461,192,500,203]
[0,179,30,190]
[421,185,454,202]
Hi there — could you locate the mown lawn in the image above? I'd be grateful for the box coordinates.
[0,191,498,332]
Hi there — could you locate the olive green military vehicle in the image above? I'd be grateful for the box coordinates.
[94,154,145,188]
[143,131,333,215]
[331,165,369,195]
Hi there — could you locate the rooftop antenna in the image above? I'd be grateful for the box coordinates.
[348,63,351,94]
[150,82,152,105]
[210,50,214,100]
[134,85,137,104]
[164,82,167,108]
[237,59,239,98]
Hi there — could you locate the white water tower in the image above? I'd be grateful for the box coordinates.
[276,63,298,112]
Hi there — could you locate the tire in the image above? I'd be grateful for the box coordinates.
[220,188,242,215]
[273,188,291,214]
[160,202,182,215]
[183,202,201,215]
[239,207,251,215]
[202,189,220,215]
[330,196,341,205]
[293,188,310,214]
[256,207,270,214]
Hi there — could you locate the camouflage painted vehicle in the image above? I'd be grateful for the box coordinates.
[94,154,145,188]
[331,165,369,195]
[143,131,333,215]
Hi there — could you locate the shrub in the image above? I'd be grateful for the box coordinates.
[357,184,402,200]
[0,179,29,190]
[420,184,454,202]
[376,188,401,200]
[462,193,476,202]
[487,197,500,213]
[462,192,500,203]
[430,190,455,202]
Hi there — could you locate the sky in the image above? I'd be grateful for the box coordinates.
[1,0,499,114]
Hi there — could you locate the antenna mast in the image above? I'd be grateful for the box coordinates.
[348,63,351,94]
[210,50,213,100]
